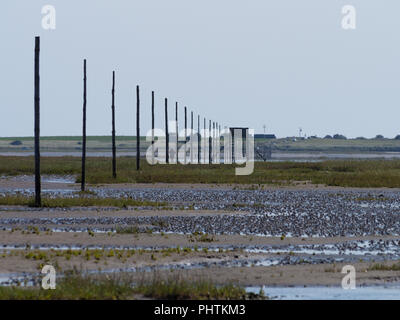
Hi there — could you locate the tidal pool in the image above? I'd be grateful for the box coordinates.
[246,285,400,300]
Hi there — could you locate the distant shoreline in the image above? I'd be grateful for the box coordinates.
[1,151,400,160]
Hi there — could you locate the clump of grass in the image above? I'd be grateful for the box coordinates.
[115,226,140,234]
[75,190,97,196]
[368,262,400,271]
[135,276,249,300]
[0,273,262,300]
[324,264,339,273]
[0,195,166,209]
[188,232,216,243]
[0,274,133,300]
[24,251,48,262]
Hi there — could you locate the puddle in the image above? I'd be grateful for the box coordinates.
[0,273,37,286]
[246,285,400,300]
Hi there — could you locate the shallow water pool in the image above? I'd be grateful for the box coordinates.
[246,285,400,300]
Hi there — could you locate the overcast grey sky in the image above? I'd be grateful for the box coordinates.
[1,1,399,138]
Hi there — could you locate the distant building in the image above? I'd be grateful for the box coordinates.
[254,134,276,139]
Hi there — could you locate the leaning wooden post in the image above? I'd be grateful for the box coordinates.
[136,85,140,171]
[81,59,87,192]
[111,71,117,178]
[165,98,169,164]
[34,36,41,207]
[175,102,178,163]
[151,91,155,164]
[184,107,187,164]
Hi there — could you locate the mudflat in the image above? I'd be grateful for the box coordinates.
[0,175,399,292]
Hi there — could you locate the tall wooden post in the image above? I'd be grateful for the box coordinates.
[215,122,217,162]
[81,59,87,192]
[34,36,41,206]
[213,122,216,163]
[216,122,219,163]
[231,128,235,164]
[197,115,200,164]
[165,98,169,164]
[175,102,178,163]
[190,111,193,163]
[111,71,116,178]
[203,118,206,164]
[151,91,155,164]
[136,85,140,170]
[184,107,187,164]
[209,120,212,164]
[218,124,221,163]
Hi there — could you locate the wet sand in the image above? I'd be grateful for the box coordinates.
[0,175,399,292]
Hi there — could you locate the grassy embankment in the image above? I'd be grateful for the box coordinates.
[1,156,400,188]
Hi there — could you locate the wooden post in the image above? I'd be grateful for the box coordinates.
[184,107,187,164]
[218,123,221,163]
[34,36,41,207]
[203,118,206,164]
[165,98,169,164]
[213,122,215,163]
[197,115,200,164]
[231,128,235,164]
[81,59,87,192]
[151,91,155,164]
[136,85,140,171]
[190,111,193,163]
[214,122,217,163]
[111,71,116,179]
[175,102,178,163]
[209,120,212,164]
[215,122,219,164]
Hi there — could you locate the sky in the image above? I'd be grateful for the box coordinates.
[1,0,400,139]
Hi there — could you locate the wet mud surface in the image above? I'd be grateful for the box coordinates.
[0,176,399,293]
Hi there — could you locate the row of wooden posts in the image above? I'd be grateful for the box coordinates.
[33,36,224,207]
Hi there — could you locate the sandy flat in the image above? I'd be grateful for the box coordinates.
[0,230,399,248]
[0,249,398,287]
[3,175,400,192]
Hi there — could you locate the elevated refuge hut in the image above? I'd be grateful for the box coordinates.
[229,127,250,163]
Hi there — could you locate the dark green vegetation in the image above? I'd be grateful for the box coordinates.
[0,273,255,300]
[368,262,400,271]
[2,156,400,187]
[0,195,166,208]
